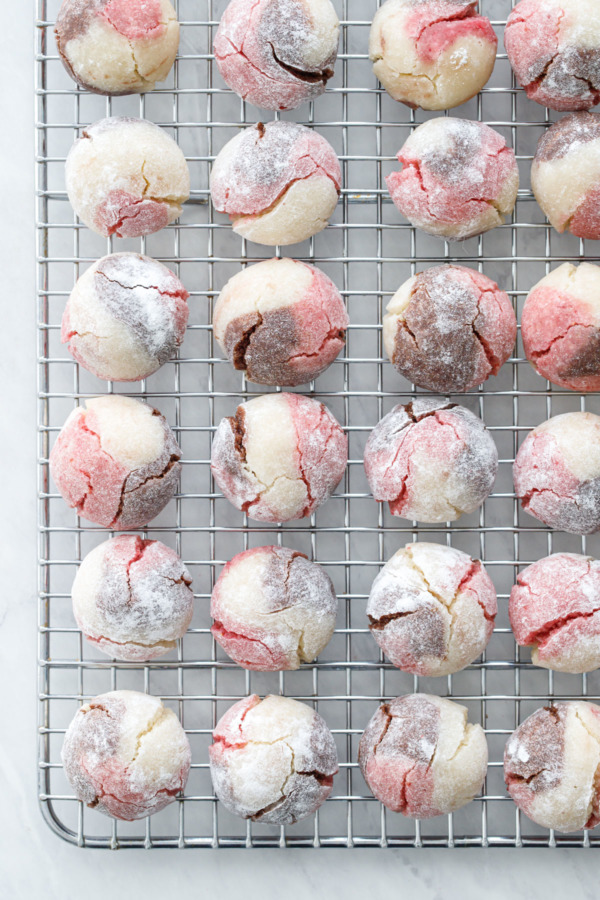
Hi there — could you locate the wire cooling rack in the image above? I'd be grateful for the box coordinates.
[36,0,600,849]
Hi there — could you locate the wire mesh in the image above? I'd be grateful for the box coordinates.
[36,0,600,848]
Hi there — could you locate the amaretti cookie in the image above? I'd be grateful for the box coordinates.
[55,0,179,95]
[62,253,189,382]
[369,0,497,111]
[367,543,496,676]
[213,258,348,386]
[505,0,600,112]
[209,694,338,824]
[504,701,600,833]
[62,690,190,820]
[73,536,193,661]
[66,117,190,238]
[522,263,600,392]
[513,412,600,535]
[211,392,347,522]
[214,0,339,111]
[363,400,498,523]
[386,118,519,241]
[510,553,600,674]
[211,546,337,670]
[210,121,341,246]
[50,395,181,529]
[531,113,600,240]
[358,694,488,817]
[383,265,516,393]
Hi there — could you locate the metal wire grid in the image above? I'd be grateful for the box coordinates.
[36,0,600,849]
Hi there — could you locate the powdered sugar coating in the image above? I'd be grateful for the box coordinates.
[368,542,497,676]
[213,258,348,386]
[62,252,189,382]
[211,392,347,522]
[358,694,488,817]
[209,694,338,824]
[370,0,497,111]
[514,412,600,535]
[55,0,180,95]
[510,553,600,674]
[364,399,498,523]
[522,263,600,392]
[210,121,341,245]
[73,536,193,661]
[531,113,600,239]
[383,265,516,392]
[66,117,190,238]
[61,689,191,820]
[505,0,600,112]
[50,395,181,529]
[386,117,519,240]
[211,546,337,670]
[504,701,600,833]
[214,0,339,111]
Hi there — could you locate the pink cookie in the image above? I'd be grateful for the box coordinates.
[62,690,190,820]
[209,694,338,824]
[210,121,341,246]
[50,395,181,529]
[505,702,600,833]
[364,400,498,523]
[531,112,600,240]
[505,0,600,112]
[513,412,600,535]
[211,392,347,523]
[213,258,348,386]
[510,553,600,674]
[214,0,339,111]
[370,0,497,111]
[66,117,190,238]
[73,536,193,661]
[522,263,600,391]
[383,264,516,392]
[367,543,496,676]
[55,0,179,95]
[358,694,488,817]
[211,546,337,670]
[386,117,519,240]
[62,252,189,382]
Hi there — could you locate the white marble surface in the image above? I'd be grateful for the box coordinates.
[2,7,600,898]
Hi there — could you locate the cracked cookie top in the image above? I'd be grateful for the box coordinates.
[62,252,189,382]
[66,116,190,238]
[358,693,488,817]
[211,546,337,670]
[386,117,519,241]
[61,689,191,820]
[72,535,193,662]
[383,264,516,393]
[367,542,497,676]
[55,0,180,95]
[363,399,498,524]
[50,394,182,529]
[209,694,338,824]
[505,701,600,833]
[514,411,600,535]
[211,392,347,523]
[213,257,347,386]
[214,0,339,111]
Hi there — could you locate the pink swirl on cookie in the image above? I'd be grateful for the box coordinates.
[209,694,338,824]
[61,690,191,820]
[358,693,488,817]
[513,412,600,535]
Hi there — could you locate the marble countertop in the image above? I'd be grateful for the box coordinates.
[2,7,598,897]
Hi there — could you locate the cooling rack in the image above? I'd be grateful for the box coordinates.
[36,0,600,848]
